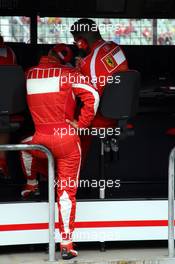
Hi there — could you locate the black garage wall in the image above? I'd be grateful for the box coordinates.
[1,0,175,18]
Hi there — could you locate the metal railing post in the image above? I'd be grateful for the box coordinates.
[0,144,55,262]
[168,147,175,258]
[99,139,105,199]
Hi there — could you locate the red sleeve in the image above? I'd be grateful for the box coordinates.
[72,73,99,128]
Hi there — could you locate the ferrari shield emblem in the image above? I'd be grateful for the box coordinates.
[101,50,118,73]
[105,56,115,68]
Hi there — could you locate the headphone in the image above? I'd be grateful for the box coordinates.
[75,37,90,54]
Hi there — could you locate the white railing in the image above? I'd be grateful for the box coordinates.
[0,144,56,262]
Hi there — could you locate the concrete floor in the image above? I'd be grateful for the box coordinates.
[0,247,175,264]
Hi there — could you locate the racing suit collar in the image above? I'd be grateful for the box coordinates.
[38,56,60,66]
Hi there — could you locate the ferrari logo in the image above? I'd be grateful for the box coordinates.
[105,56,115,68]
[101,50,118,73]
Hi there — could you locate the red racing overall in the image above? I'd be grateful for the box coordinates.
[23,56,99,240]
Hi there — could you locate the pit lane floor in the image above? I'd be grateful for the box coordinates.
[0,244,175,264]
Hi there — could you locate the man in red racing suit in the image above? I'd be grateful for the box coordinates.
[71,19,128,163]
[21,53,99,259]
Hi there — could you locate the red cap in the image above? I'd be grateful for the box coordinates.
[50,44,73,64]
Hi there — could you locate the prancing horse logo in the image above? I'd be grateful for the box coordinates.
[105,56,115,68]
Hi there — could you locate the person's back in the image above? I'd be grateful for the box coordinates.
[0,36,16,65]
[26,56,98,133]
